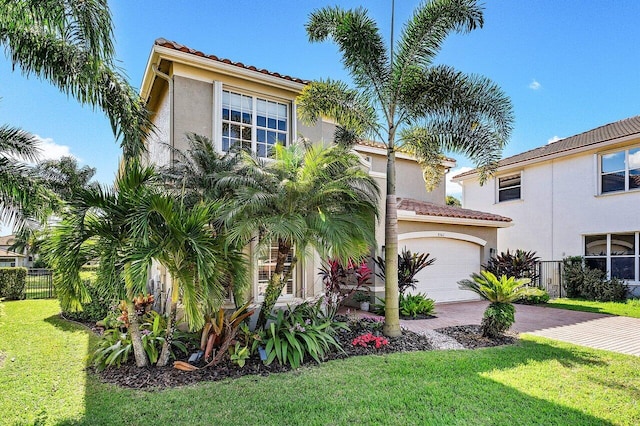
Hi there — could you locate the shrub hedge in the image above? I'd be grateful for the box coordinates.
[562,256,628,302]
[0,267,27,300]
[61,278,116,322]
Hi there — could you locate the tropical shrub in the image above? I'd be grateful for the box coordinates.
[399,293,435,318]
[199,301,254,366]
[92,310,188,371]
[459,271,545,338]
[516,291,550,305]
[484,249,540,284]
[0,267,27,300]
[263,302,346,368]
[562,256,629,302]
[374,248,435,295]
[562,256,585,298]
[319,259,372,317]
[61,278,116,323]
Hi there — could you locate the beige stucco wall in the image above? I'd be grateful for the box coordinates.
[173,76,213,152]
[145,81,171,167]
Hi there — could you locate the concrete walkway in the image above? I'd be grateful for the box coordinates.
[399,300,640,357]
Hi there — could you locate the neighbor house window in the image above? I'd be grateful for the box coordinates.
[221,90,288,158]
[600,147,640,193]
[585,233,639,281]
[497,174,521,202]
[257,243,295,299]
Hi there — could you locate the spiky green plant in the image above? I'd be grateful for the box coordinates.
[458,271,544,337]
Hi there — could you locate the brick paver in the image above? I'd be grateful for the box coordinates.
[399,300,640,356]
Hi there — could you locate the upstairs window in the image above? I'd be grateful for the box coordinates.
[600,147,640,194]
[221,90,288,158]
[497,174,521,202]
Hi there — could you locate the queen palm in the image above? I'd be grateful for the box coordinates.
[0,0,150,160]
[297,0,514,336]
[220,143,379,330]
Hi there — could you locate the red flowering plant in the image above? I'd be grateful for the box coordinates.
[319,258,372,317]
[352,333,389,349]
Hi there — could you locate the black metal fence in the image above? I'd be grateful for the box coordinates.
[25,268,55,299]
[534,261,564,299]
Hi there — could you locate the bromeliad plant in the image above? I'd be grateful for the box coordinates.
[458,271,545,338]
[263,301,347,368]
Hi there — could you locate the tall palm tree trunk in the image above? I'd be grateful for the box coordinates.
[383,147,401,337]
[256,240,294,330]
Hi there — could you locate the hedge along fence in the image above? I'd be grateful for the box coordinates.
[0,267,27,300]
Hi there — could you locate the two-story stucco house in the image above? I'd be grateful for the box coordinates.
[139,38,512,306]
[453,116,640,296]
[0,235,29,267]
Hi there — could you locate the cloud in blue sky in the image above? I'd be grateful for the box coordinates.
[446,166,473,197]
[529,79,542,90]
[547,135,561,144]
[34,135,78,161]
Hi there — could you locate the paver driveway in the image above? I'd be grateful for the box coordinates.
[399,300,640,356]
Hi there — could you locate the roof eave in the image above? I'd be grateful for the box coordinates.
[140,45,307,102]
[397,210,513,228]
[452,131,640,182]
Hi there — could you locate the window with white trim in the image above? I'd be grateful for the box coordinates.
[221,90,288,158]
[600,147,640,194]
[497,173,521,202]
[585,233,639,281]
[257,243,295,299]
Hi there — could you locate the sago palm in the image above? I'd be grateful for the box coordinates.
[297,0,514,336]
[0,0,150,159]
[219,143,379,330]
[458,271,544,337]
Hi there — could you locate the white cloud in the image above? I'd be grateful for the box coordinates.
[529,79,541,90]
[547,135,561,144]
[446,166,473,197]
[34,135,77,161]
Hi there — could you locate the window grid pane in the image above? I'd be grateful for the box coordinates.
[222,91,288,158]
[498,175,521,202]
[585,232,640,282]
[600,147,640,194]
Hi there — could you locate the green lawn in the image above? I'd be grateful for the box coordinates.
[548,298,640,318]
[1,299,639,425]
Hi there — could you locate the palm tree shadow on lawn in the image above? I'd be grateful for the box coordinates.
[43,314,616,426]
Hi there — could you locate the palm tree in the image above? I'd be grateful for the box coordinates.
[0,126,54,229]
[220,143,379,330]
[36,156,98,203]
[297,0,514,336]
[44,162,239,367]
[458,271,543,337]
[0,0,150,160]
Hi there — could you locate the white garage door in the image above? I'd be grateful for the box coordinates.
[400,236,482,303]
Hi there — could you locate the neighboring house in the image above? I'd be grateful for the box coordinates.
[0,235,30,267]
[139,38,511,304]
[453,116,640,296]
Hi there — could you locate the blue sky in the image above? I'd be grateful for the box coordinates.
[2,0,640,232]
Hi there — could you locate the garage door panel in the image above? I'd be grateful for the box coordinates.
[400,237,481,303]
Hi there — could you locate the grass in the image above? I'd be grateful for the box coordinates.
[1,299,640,425]
[548,298,640,318]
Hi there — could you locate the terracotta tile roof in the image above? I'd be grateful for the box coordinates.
[454,115,640,179]
[154,38,309,85]
[397,198,512,223]
[0,235,15,246]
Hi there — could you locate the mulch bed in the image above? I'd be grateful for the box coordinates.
[436,325,518,349]
[93,317,516,390]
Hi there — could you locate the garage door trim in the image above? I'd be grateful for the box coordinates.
[398,231,487,247]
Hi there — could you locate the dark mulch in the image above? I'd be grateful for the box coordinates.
[436,325,518,349]
[94,318,515,390]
